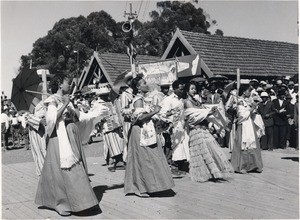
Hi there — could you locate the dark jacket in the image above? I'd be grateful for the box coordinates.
[272,99,289,126]
[258,101,275,127]
[206,93,222,104]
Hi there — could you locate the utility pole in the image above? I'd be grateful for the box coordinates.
[123,3,137,77]
[124,3,137,21]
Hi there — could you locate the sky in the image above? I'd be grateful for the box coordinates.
[1,0,298,98]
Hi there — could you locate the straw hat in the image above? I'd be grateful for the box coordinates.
[260,92,269,97]
[250,79,259,84]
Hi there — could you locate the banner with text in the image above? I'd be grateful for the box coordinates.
[138,60,177,86]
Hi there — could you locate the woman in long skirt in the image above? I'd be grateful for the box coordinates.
[230,85,263,173]
[35,75,98,216]
[184,82,233,182]
[124,76,174,197]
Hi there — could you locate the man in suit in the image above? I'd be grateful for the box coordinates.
[272,89,290,149]
[258,92,275,150]
[206,83,222,104]
[285,94,296,148]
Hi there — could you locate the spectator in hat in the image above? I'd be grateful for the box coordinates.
[291,84,298,105]
[279,84,288,95]
[273,79,283,95]
[288,81,295,94]
[283,76,290,86]
[291,94,298,149]
[250,79,260,97]
[256,87,265,97]
[272,89,289,149]
[1,106,10,150]
[276,79,283,86]
[260,81,267,90]
[257,92,275,151]
[285,94,295,148]
[265,84,277,101]
[10,110,21,148]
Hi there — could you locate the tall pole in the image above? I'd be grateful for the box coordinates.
[124,3,137,77]
[73,50,80,92]
[37,69,48,101]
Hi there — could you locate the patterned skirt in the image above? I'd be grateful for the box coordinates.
[189,127,233,182]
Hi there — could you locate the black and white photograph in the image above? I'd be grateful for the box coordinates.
[1,0,298,219]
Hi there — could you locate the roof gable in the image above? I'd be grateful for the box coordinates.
[163,29,298,77]
[77,52,160,90]
[98,53,160,83]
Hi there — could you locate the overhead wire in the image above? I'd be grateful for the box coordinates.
[137,1,143,19]
[142,0,150,22]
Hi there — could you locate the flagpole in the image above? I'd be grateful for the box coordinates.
[236,68,240,105]
[25,90,50,96]
[237,68,240,92]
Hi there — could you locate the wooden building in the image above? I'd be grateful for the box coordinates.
[162,29,298,80]
[75,51,159,93]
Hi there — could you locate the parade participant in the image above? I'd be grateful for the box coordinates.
[35,74,98,216]
[159,79,190,175]
[119,71,134,162]
[124,76,174,198]
[159,82,172,165]
[97,87,124,172]
[272,89,289,149]
[231,84,264,174]
[225,89,238,152]
[184,82,233,182]
[161,84,170,97]
[206,82,227,147]
[64,103,90,175]
[27,100,47,176]
[257,92,275,151]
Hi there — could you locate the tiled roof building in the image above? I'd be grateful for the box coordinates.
[77,52,159,91]
[162,29,298,78]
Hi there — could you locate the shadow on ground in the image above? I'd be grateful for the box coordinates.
[281,157,299,162]
[38,205,102,217]
[150,189,176,198]
[93,184,124,202]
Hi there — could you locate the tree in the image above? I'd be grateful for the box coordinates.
[19,1,222,76]
[215,29,224,36]
[133,1,221,56]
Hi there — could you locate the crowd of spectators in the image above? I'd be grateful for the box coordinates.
[1,91,29,150]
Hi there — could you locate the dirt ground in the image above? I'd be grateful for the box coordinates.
[2,135,298,165]
[1,137,104,165]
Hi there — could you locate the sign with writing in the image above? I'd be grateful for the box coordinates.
[138,60,177,85]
